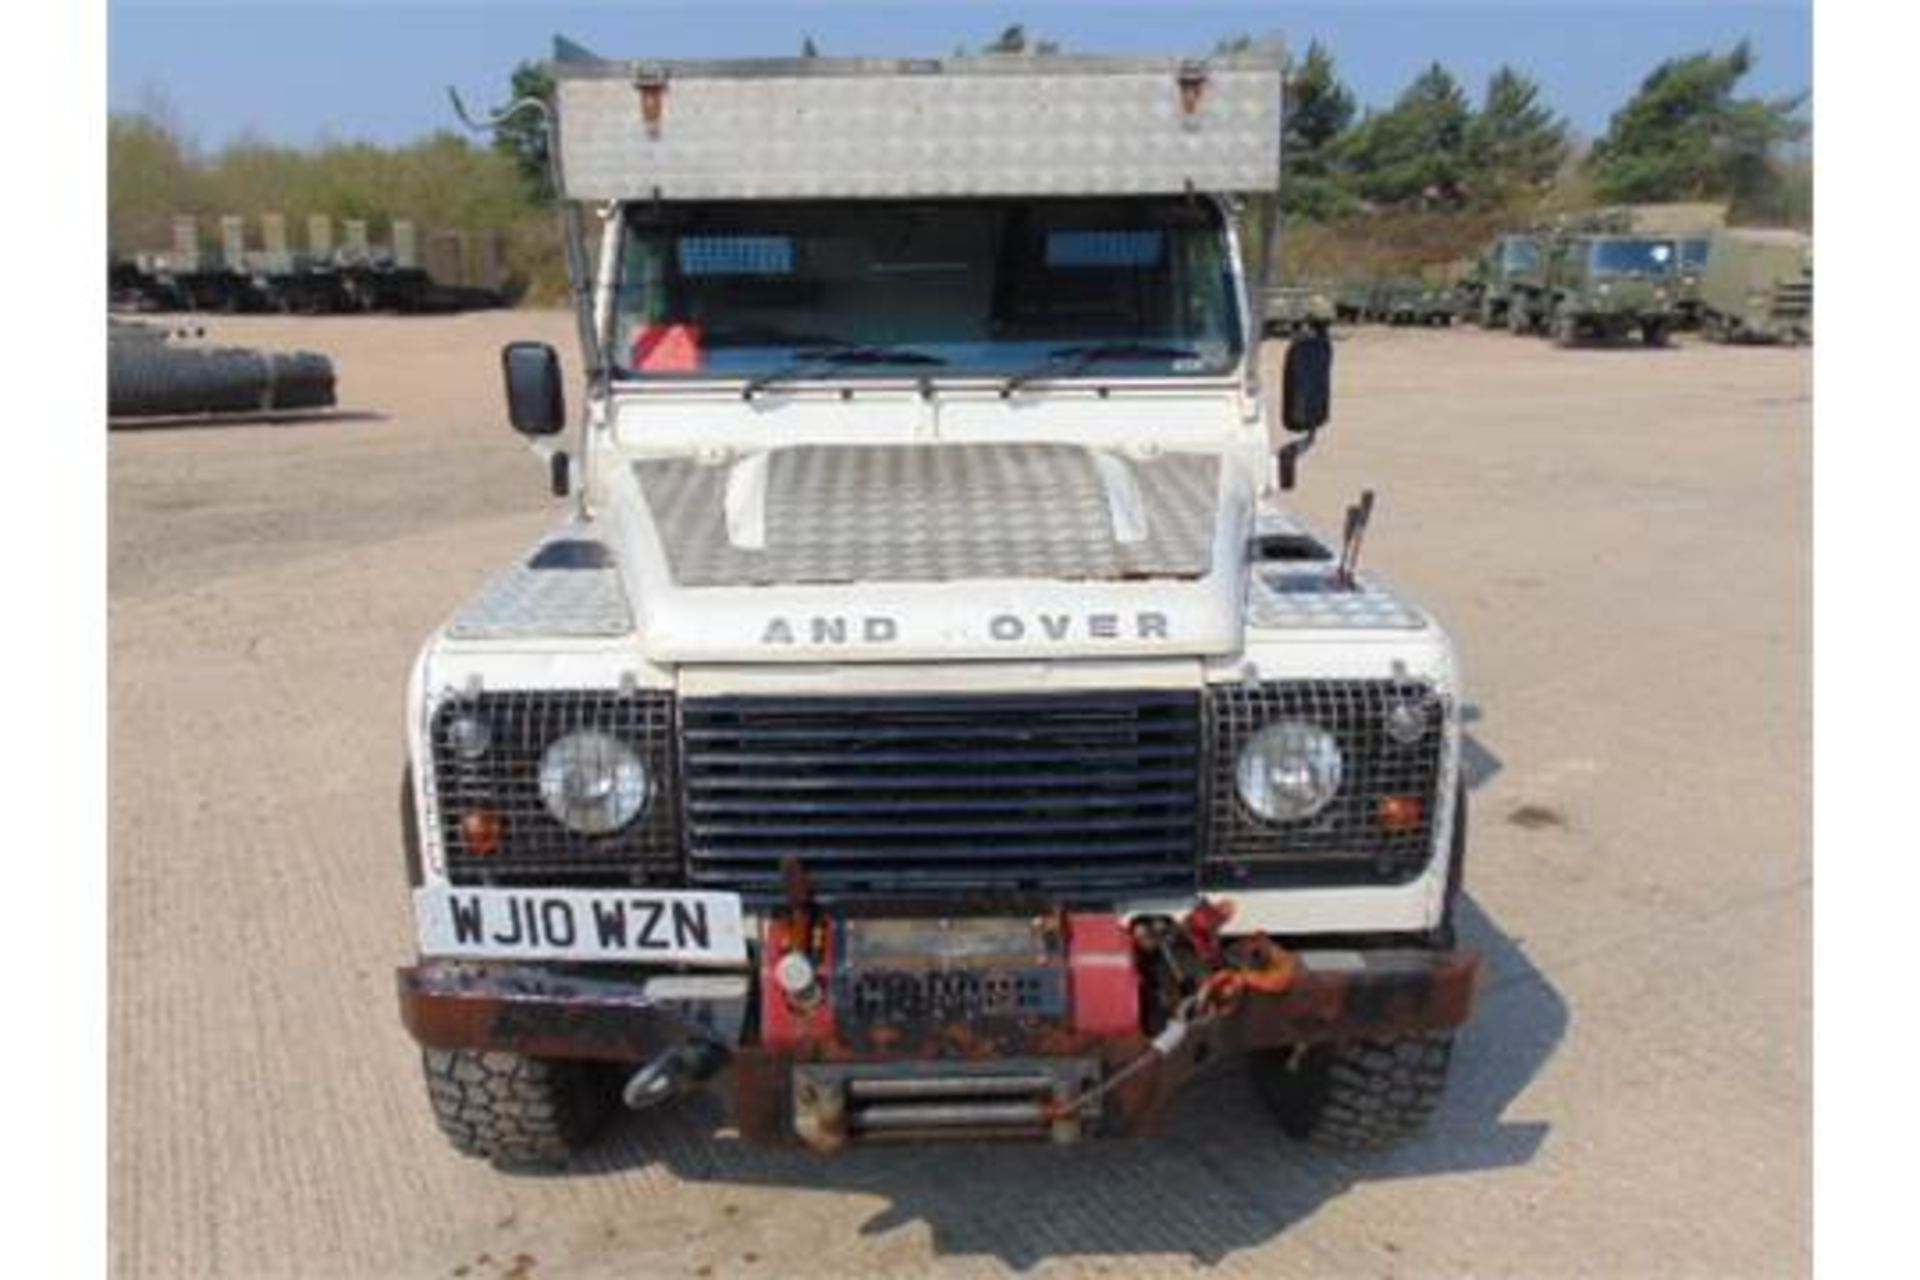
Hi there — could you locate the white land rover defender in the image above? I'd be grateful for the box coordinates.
[400,46,1479,1165]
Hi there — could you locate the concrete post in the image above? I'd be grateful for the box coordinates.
[219,215,248,272]
[392,218,419,270]
[307,214,334,261]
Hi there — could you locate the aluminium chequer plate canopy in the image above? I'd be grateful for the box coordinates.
[546,49,1284,202]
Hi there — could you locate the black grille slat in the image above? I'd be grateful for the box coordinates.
[681,691,1202,897]
[430,689,678,887]
[682,767,1200,793]
[689,790,1194,815]
[691,837,1192,862]
[1203,680,1446,888]
[681,744,1197,769]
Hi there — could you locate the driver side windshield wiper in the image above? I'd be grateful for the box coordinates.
[1000,341,1200,395]
[742,343,946,396]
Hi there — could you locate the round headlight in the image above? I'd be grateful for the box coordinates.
[538,730,649,834]
[1235,721,1344,823]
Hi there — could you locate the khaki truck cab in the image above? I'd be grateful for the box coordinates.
[1466,233,1542,329]
[399,45,1480,1167]
[1698,228,1812,345]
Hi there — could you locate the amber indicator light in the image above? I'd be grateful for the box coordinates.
[1376,795,1424,832]
[460,810,503,856]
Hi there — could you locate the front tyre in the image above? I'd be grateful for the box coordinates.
[1250,1031,1456,1148]
[422,1049,619,1168]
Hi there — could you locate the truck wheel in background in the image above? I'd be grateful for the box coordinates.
[422,1049,620,1169]
[1642,319,1671,348]
[1248,1031,1457,1148]
[1550,306,1578,348]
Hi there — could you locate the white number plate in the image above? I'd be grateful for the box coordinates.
[414,886,748,966]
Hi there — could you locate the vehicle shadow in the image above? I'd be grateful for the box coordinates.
[1460,702,1504,790]
[572,893,1564,1268]
[107,409,385,432]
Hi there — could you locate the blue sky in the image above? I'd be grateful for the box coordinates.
[108,1,1812,151]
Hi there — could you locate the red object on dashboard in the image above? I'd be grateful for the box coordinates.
[632,322,704,371]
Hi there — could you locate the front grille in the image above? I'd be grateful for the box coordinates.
[680,691,1201,899]
[430,689,680,886]
[1204,680,1447,888]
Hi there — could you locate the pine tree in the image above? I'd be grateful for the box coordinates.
[1281,41,1358,219]
[1340,63,1472,210]
[1586,42,1806,205]
[1464,67,1570,208]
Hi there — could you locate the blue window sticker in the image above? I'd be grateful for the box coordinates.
[678,235,795,276]
[1046,230,1165,269]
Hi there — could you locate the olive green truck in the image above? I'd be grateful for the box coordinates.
[1697,228,1812,345]
[1509,233,1679,347]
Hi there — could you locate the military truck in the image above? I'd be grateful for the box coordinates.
[1260,284,1334,338]
[1698,228,1812,345]
[1510,233,1680,346]
[1463,233,1542,328]
[399,46,1481,1166]
[1369,278,1456,327]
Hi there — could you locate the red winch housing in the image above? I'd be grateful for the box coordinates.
[757,913,1143,1055]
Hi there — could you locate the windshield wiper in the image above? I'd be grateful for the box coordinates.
[742,343,946,397]
[1000,341,1200,396]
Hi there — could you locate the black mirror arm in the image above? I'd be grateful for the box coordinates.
[1276,429,1317,491]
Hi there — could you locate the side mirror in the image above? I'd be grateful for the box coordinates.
[502,341,565,436]
[1280,329,1332,434]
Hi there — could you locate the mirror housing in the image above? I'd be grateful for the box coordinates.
[1280,328,1332,434]
[502,341,566,437]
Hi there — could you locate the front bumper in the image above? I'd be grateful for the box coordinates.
[398,939,1481,1145]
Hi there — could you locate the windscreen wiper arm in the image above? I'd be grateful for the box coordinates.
[742,344,945,397]
[999,341,1200,396]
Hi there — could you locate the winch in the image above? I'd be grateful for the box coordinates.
[758,912,1145,1150]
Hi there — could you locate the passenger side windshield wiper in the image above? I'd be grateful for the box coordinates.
[1000,341,1200,395]
[742,343,946,396]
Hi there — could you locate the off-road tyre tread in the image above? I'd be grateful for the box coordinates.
[1252,1031,1456,1149]
[109,342,335,419]
[422,1049,616,1168]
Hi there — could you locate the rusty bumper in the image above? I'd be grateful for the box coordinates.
[1214,946,1482,1051]
[399,946,1479,1063]
[397,962,747,1063]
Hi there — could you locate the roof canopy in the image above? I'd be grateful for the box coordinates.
[547,53,1284,202]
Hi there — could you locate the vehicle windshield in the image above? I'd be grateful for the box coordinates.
[1501,238,1541,272]
[1589,238,1677,276]
[610,197,1242,382]
[1678,238,1711,269]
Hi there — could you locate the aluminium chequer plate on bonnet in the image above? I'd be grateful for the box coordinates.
[635,442,1220,587]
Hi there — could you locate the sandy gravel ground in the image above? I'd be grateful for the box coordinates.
[109,313,1809,1278]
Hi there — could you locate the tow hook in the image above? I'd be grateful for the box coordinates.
[621,1038,728,1110]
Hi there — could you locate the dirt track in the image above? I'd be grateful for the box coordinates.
[109,315,1809,1278]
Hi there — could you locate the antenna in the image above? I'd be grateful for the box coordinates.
[1336,489,1375,590]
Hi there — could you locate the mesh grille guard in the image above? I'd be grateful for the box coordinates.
[1202,679,1448,888]
[429,688,680,886]
[423,680,1448,896]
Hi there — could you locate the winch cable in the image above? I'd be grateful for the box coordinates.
[1042,929,1299,1123]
